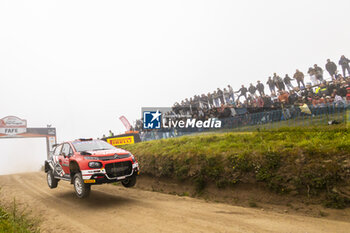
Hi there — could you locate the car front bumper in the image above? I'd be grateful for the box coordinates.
[81,162,139,182]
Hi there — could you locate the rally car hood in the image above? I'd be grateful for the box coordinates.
[82,148,130,156]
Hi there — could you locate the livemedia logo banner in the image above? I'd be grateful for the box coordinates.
[141,107,221,130]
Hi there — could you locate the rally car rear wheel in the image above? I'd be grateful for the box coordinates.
[121,174,137,188]
[47,170,59,189]
[73,173,91,198]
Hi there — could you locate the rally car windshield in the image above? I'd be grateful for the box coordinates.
[72,140,116,152]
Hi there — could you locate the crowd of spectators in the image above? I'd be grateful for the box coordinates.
[133,55,350,133]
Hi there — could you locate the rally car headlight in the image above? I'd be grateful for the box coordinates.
[88,161,102,168]
[130,154,136,163]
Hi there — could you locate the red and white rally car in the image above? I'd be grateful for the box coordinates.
[44,138,139,198]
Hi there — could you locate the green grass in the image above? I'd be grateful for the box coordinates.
[122,125,350,208]
[208,109,348,133]
[0,198,39,233]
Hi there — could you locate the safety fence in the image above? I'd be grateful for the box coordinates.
[140,103,349,141]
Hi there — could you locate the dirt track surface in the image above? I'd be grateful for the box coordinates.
[0,172,349,233]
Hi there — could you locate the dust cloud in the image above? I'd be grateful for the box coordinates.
[0,138,47,175]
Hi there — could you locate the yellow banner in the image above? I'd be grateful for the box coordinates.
[107,136,135,146]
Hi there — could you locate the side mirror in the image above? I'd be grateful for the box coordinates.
[62,152,67,158]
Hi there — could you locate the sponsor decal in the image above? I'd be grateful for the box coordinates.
[107,136,135,146]
[84,179,96,183]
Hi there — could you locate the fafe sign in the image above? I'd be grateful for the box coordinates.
[0,115,57,158]
[0,116,27,135]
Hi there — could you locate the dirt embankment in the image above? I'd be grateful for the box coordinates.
[0,172,350,233]
[122,128,350,208]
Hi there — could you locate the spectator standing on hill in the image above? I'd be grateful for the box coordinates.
[217,88,224,106]
[325,59,337,80]
[276,75,285,91]
[207,92,214,108]
[273,73,279,90]
[314,64,324,82]
[213,91,220,107]
[109,130,114,137]
[228,85,234,102]
[339,55,350,77]
[256,80,265,96]
[248,83,256,95]
[201,94,208,109]
[223,88,231,104]
[235,85,248,100]
[283,74,294,91]
[266,76,275,93]
[308,67,318,85]
[293,69,305,88]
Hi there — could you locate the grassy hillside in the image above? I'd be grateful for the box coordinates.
[123,126,350,208]
[0,201,38,233]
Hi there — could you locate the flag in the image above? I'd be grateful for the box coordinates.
[119,116,132,131]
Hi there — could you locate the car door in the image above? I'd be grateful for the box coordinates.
[60,143,72,174]
[53,144,64,176]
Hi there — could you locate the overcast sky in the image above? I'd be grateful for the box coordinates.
[1,0,349,142]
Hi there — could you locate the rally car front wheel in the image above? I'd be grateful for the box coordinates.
[73,173,91,198]
[121,174,137,188]
[47,170,59,189]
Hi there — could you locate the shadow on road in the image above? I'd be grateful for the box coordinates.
[54,190,139,209]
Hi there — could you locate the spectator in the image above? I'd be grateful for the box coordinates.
[257,95,264,107]
[200,94,209,109]
[333,91,346,106]
[314,64,324,82]
[207,93,214,108]
[135,54,350,141]
[213,91,220,107]
[273,73,279,90]
[223,88,231,104]
[288,90,298,104]
[266,76,275,93]
[270,91,278,103]
[277,75,285,91]
[248,83,257,96]
[109,130,114,137]
[325,59,337,80]
[293,69,305,88]
[283,74,294,91]
[278,90,289,105]
[217,88,224,105]
[339,55,350,77]
[273,73,285,91]
[228,85,235,102]
[235,85,248,100]
[308,67,319,85]
[315,82,328,97]
[256,80,265,96]
[262,94,273,108]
